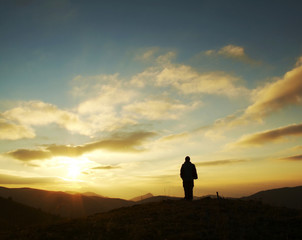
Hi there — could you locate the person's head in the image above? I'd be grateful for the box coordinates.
[185,156,190,162]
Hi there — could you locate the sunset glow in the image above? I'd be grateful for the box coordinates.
[0,1,302,199]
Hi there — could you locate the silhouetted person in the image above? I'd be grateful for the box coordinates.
[180,156,198,200]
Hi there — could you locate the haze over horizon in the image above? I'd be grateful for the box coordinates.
[0,0,302,199]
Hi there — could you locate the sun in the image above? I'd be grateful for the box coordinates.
[58,157,92,181]
[67,163,81,180]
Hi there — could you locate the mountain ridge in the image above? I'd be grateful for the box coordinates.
[242,185,302,209]
[0,186,134,218]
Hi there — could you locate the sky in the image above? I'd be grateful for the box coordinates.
[0,0,302,199]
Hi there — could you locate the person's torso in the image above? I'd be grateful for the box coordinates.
[182,162,195,181]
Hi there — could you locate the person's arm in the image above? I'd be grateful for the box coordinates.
[192,164,198,179]
[180,165,184,179]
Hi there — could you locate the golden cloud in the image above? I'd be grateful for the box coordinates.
[243,65,302,121]
[232,123,302,147]
[195,159,247,166]
[204,62,302,137]
[0,118,35,140]
[2,101,92,136]
[0,173,60,184]
[156,65,249,97]
[7,131,157,161]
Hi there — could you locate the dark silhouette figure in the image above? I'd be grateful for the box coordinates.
[180,156,198,200]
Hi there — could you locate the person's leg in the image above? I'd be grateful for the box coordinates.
[189,185,193,200]
[183,181,189,200]
[188,181,193,200]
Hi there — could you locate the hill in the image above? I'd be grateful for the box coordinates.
[130,193,153,202]
[136,195,181,204]
[243,185,302,209]
[5,198,302,240]
[0,196,59,238]
[0,187,134,218]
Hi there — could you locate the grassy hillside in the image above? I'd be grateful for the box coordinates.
[6,198,302,240]
[0,197,60,238]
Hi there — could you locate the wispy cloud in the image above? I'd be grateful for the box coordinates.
[123,99,199,120]
[92,165,121,170]
[6,131,157,161]
[0,173,60,184]
[279,154,302,161]
[195,159,247,166]
[159,132,190,141]
[230,123,302,147]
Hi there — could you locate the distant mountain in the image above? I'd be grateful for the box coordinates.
[130,193,153,202]
[6,198,302,240]
[0,196,59,237]
[0,187,134,218]
[242,185,302,209]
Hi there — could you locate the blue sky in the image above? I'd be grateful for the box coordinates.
[0,0,302,198]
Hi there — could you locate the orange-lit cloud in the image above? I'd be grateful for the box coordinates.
[6,131,157,161]
[195,159,247,166]
[231,123,302,147]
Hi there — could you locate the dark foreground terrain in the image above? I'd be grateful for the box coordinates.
[4,198,302,240]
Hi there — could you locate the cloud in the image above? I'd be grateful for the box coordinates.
[203,62,302,137]
[123,99,199,120]
[92,165,121,170]
[77,81,136,114]
[160,132,189,141]
[296,56,302,67]
[71,73,120,98]
[2,101,92,136]
[231,123,302,147]
[6,149,52,161]
[130,50,249,98]
[218,45,246,58]
[205,44,257,63]
[195,159,247,167]
[0,118,35,140]
[135,47,160,61]
[0,173,59,184]
[156,65,249,97]
[280,154,302,161]
[7,131,157,161]
[243,64,302,121]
